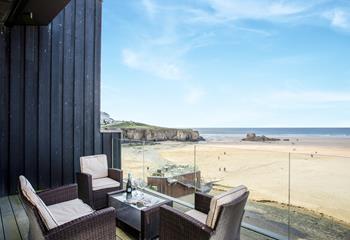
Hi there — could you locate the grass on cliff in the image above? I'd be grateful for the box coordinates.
[102,121,192,131]
[102,121,163,130]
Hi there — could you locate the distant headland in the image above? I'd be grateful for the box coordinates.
[100,112,204,142]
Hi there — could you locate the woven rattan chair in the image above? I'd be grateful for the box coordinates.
[159,186,249,240]
[18,176,116,240]
[77,154,123,209]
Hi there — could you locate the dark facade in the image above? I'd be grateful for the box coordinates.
[0,0,119,196]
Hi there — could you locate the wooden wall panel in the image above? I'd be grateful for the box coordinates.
[24,26,39,188]
[50,12,64,187]
[62,1,75,185]
[84,0,95,156]
[94,0,102,154]
[73,0,85,177]
[0,30,10,196]
[38,25,52,190]
[9,26,25,193]
[0,0,116,196]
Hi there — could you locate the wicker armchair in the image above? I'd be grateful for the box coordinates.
[19,178,116,240]
[160,186,249,240]
[77,154,123,209]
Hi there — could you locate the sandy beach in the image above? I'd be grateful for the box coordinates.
[122,136,350,225]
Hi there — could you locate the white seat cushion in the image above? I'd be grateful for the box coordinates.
[92,177,120,191]
[206,185,247,228]
[19,176,59,230]
[48,199,94,226]
[80,154,108,179]
[185,209,207,224]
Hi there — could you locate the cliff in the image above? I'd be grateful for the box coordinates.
[122,128,203,142]
[100,113,204,142]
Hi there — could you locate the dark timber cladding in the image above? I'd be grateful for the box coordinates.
[0,0,104,196]
[0,26,10,196]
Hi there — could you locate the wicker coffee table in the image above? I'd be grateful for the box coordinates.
[108,190,173,240]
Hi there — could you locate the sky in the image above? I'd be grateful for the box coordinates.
[101,0,350,128]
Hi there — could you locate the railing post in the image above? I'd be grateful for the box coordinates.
[112,132,121,169]
[100,129,122,169]
[288,152,291,240]
[142,140,145,182]
[194,145,197,191]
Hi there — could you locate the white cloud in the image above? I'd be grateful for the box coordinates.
[184,88,205,104]
[142,0,157,18]
[122,49,140,68]
[323,9,350,30]
[187,0,314,24]
[122,49,185,80]
[270,90,350,103]
[213,0,306,17]
[233,26,273,37]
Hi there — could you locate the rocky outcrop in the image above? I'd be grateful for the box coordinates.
[242,133,280,142]
[122,128,204,142]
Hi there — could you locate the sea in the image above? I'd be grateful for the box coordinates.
[195,128,350,139]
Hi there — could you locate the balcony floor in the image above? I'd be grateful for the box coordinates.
[0,195,271,240]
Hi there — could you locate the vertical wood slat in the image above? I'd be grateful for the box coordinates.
[38,25,52,190]
[84,0,95,156]
[24,26,39,189]
[9,26,25,193]
[94,0,102,154]
[0,31,10,196]
[50,12,64,187]
[73,0,86,176]
[62,1,75,185]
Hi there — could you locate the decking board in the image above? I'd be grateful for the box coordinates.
[8,196,28,240]
[0,202,5,239]
[0,197,21,240]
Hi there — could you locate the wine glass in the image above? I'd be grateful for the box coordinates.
[134,178,147,199]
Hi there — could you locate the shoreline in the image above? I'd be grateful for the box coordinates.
[197,135,350,157]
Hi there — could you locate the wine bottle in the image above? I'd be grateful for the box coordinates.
[126,173,132,199]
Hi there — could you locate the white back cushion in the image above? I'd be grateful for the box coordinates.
[206,185,247,228]
[19,176,59,230]
[80,154,108,179]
